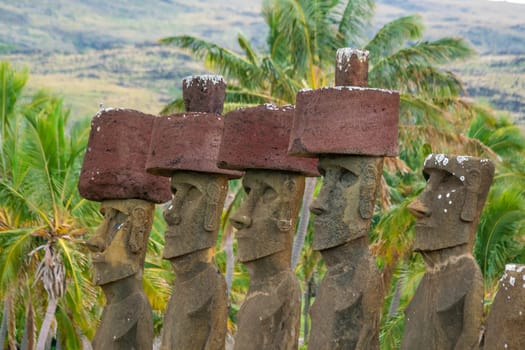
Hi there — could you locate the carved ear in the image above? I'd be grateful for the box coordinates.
[204,182,221,232]
[461,169,481,222]
[359,163,378,219]
[284,178,296,194]
[129,207,146,253]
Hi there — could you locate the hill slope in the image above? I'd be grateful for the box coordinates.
[0,0,523,124]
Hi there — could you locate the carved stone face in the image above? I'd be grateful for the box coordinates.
[310,155,383,251]
[230,170,304,263]
[408,154,495,252]
[163,172,228,259]
[86,199,154,286]
[409,168,468,251]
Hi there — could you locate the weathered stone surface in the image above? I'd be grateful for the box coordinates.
[183,75,226,114]
[154,75,231,350]
[412,154,495,252]
[163,172,229,259]
[308,156,384,349]
[86,199,155,350]
[230,170,304,349]
[310,156,384,251]
[160,172,229,350]
[288,87,399,157]
[335,48,369,87]
[483,264,525,350]
[402,154,495,350]
[308,239,382,350]
[161,251,228,350]
[146,113,242,178]
[402,252,483,350]
[217,104,319,176]
[294,49,389,349]
[78,108,171,203]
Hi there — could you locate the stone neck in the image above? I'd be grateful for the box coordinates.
[100,275,143,304]
[420,244,470,272]
[320,236,369,269]
[170,248,214,282]
[244,251,290,283]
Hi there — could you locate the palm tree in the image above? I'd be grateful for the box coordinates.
[0,62,101,347]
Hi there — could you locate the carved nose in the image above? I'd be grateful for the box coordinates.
[407,197,431,218]
[164,204,181,225]
[310,188,329,215]
[230,213,252,230]
[86,235,105,253]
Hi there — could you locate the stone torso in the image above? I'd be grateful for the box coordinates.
[483,264,525,350]
[308,248,382,350]
[161,264,227,350]
[92,291,153,350]
[234,270,301,350]
[401,256,483,350]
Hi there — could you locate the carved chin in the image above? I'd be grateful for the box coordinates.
[312,224,367,251]
[92,262,139,286]
[237,237,285,262]
[413,226,470,251]
[163,232,215,259]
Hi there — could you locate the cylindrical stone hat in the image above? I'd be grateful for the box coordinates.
[145,112,243,178]
[217,103,319,176]
[78,108,172,203]
[288,48,400,158]
[146,74,242,178]
[182,75,227,114]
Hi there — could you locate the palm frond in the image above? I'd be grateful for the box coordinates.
[159,98,185,115]
[370,38,474,91]
[0,228,34,290]
[366,15,423,63]
[237,33,259,65]
[335,0,375,48]
[160,35,260,88]
[262,0,317,84]
[474,185,525,287]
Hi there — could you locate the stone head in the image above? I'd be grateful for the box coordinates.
[310,155,383,251]
[86,199,154,286]
[230,170,305,263]
[163,171,228,259]
[408,154,495,252]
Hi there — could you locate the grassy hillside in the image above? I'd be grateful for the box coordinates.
[0,0,524,124]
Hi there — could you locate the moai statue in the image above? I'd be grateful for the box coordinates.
[401,154,495,350]
[146,75,242,350]
[288,48,400,350]
[78,108,172,350]
[483,264,525,349]
[217,104,319,350]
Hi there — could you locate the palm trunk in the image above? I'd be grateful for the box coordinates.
[21,301,35,350]
[224,224,235,297]
[0,296,9,349]
[36,297,57,350]
[388,278,403,317]
[1,293,17,350]
[291,177,316,269]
